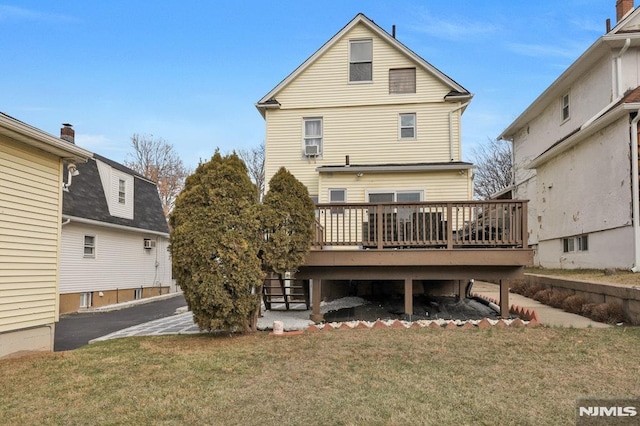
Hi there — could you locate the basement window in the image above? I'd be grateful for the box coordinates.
[563,234,588,253]
[79,292,93,308]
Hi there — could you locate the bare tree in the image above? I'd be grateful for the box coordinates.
[124,134,190,218]
[237,142,265,201]
[471,138,512,199]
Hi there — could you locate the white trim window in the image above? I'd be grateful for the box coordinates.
[563,234,588,253]
[399,113,416,139]
[368,190,423,203]
[134,288,143,300]
[349,39,373,82]
[118,179,126,204]
[303,117,323,156]
[83,235,96,258]
[79,292,92,308]
[561,92,570,122]
[329,188,346,214]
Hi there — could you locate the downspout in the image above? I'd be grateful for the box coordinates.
[631,110,640,272]
[616,38,631,98]
[61,218,71,226]
[449,101,470,161]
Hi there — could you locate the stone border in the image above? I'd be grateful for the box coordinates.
[471,293,540,323]
[304,317,538,332]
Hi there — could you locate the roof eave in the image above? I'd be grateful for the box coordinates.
[317,162,474,174]
[527,103,640,169]
[0,113,92,162]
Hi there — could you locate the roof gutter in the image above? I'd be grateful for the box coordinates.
[0,113,91,162]
[62,214,170,238]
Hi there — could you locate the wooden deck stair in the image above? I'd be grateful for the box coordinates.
[262,274,310,311]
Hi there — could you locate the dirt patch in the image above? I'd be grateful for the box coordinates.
[323,295,500,323]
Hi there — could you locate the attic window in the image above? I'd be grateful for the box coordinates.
[389,68,416,94]
[349,39,372,82]
[561,92,570,122]
[118,179,126,204]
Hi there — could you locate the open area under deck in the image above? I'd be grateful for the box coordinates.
[295,200,534,321]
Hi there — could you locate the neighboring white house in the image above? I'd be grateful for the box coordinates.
[499,0,640,269]
[0,114,91,358]
[59,126,173,314]
[256,13,474,205]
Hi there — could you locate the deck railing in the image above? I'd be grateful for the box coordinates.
[312,200,528,250]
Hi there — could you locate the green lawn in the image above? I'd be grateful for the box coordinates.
[1,327,639,425]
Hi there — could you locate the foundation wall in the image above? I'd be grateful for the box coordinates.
[59,286,171,314]
[525,274,640,324]
[0,325,54,359]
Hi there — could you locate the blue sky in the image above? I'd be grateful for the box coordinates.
[1,0,615,168]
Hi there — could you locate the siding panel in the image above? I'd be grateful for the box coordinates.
[0,137,61,333]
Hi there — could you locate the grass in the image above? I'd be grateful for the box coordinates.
[2,327,640,425]
[525,267,640,287]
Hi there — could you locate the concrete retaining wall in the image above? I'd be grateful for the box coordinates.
[525,274,640,325]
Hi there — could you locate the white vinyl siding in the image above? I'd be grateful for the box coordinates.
[275,25,450,109]
[0,138,61,333]
[318,171,470,204]
[60,223,172,294]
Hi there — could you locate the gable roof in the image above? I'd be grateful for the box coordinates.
[499,6,640,141]
[256,13,471,116]
[63,156,169,235]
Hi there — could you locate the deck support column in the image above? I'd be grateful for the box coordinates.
[457,280,465,300]
[404,278,413,317]
[499,279,510,318]
[310,279,324,323]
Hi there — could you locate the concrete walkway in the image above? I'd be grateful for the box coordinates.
[472,281,610,328]
[87,283,613,345]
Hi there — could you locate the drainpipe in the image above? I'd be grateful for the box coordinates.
[631,110,640,272]
[616,38,631,97]
[61,218,71,226]
[449,101,470,161]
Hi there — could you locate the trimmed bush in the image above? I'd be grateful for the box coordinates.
[562,294,587,314]
[169,152,264,332]
[548,290,571,309]
[533,289,553,304]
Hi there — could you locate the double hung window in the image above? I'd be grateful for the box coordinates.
[349,39,372,82]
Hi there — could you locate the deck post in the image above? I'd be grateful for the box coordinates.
[404,278,413,317]
[457,280,464,300]
[499,279,509,318]
[376,204,384,249]
[310,279,324,323]
[446,203,453,249]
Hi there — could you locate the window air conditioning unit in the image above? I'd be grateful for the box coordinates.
[144,239,156,249]
[304,144,319,157]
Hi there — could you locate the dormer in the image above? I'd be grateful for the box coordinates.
[95,158,134,220]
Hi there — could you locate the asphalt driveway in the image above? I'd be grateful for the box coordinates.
[54,294,187,351]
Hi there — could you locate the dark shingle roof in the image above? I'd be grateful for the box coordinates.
[63,157,169,234]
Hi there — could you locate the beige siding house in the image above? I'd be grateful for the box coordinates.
[0,113,90,358]
[256,13,474,204]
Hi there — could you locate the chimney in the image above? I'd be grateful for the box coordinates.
[617,0,634,22]
[60,123,75,144]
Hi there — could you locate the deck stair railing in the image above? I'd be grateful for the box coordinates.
[262,273,310,311]
[311,200,528,249]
